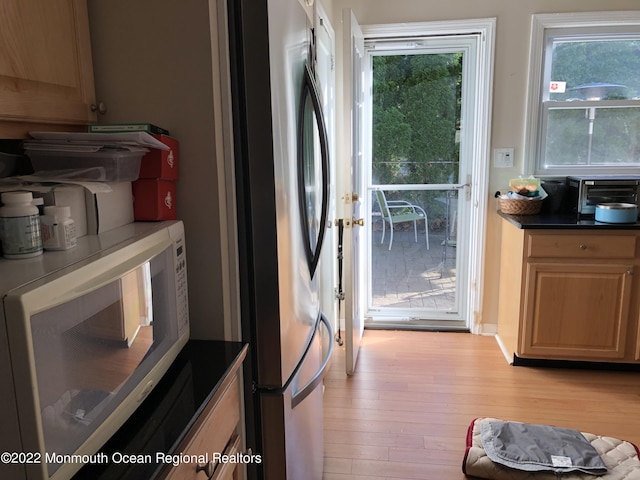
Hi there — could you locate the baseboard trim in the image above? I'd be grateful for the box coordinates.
[512,355,640,371]
[494,334,513,365]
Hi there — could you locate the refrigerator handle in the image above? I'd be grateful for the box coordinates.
[310,64,330,278]
[298,62,330,279]
[291,312,334,409]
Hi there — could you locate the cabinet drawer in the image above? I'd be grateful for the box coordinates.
[527,234,636,259]
[211,433,242,480]
[163,376,240,480]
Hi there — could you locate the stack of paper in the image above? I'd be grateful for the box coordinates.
[25,131,170,152]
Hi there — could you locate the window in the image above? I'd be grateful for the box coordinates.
[526,12,640,175]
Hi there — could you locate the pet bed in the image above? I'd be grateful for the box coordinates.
[463,417,640,479]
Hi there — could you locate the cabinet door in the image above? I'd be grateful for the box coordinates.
[210,434,242,480]
[522,262,633,360]
[0,0,96,129]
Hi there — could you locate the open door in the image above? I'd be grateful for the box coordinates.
[342,8,365,376]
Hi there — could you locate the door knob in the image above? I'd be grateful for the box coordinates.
[353,218,364,226]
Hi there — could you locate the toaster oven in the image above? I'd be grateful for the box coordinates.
[566,175,640,216]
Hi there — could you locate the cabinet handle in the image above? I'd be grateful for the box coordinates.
[629,269,634,276]
[195,460,215,477]
[579,244,587,250]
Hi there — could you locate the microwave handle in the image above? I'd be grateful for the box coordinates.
[52,239,170,303]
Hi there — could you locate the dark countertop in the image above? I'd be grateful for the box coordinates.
[498,210,640,230]
[73,340,247,480]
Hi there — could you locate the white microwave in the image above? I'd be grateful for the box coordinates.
[0,220,189,480]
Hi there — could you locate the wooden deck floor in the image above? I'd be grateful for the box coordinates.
[323,329,640,479]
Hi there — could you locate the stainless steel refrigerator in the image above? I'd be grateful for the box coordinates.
[227,0,333,478]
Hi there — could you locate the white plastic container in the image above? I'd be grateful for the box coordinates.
[0,191,43,258]
[41,205,77,251]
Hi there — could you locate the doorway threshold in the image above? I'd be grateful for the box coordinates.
[364,318,468,332]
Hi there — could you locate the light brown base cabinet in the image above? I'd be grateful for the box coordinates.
[160,368,244,480]
[497,222,640,364]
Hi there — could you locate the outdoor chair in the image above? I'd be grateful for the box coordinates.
[375,189,429,250]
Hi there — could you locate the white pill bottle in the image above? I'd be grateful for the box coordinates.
[41,205,77,251]
[0,191,43,259]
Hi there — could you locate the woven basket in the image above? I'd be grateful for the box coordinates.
[498,197,543,215]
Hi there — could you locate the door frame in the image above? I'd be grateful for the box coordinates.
[364,35,477,328]
[342,18,496,334]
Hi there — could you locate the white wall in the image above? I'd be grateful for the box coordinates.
[88,0,233,340]
[329,0,640,330]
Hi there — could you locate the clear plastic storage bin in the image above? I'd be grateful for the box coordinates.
[26,149,145,182]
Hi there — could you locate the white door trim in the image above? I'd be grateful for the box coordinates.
[361,18,496,334]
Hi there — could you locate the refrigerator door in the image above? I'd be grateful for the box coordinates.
[259,313,334,480]
[228,0,333,477]
[229,0,318,388]
[258,0,318,388]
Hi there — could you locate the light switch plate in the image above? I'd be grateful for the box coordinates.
[494,148,514,168]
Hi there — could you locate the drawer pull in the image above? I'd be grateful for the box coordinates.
[579,244,587,250]
[196,460,216,477]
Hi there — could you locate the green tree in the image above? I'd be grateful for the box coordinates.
[372,53,463,187]
[546,39,640,166]
[551,40,640,98]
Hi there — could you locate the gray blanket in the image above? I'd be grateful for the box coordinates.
[481,420,608,475]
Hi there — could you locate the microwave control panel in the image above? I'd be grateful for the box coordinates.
[170,224,189,338]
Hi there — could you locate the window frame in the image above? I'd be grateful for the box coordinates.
[525,11,640,176]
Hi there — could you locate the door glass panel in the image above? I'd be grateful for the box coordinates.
[31,246,178,477]
[365,41,471,327]
[370,188,459,314]
[371,53,462,186]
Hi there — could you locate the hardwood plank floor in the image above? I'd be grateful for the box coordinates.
[323,329,640,479]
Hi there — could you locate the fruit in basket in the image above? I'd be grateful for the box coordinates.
[509,178,540,197]
[510,184,534,195]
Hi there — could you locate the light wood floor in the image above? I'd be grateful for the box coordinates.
[323,329,640,479]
